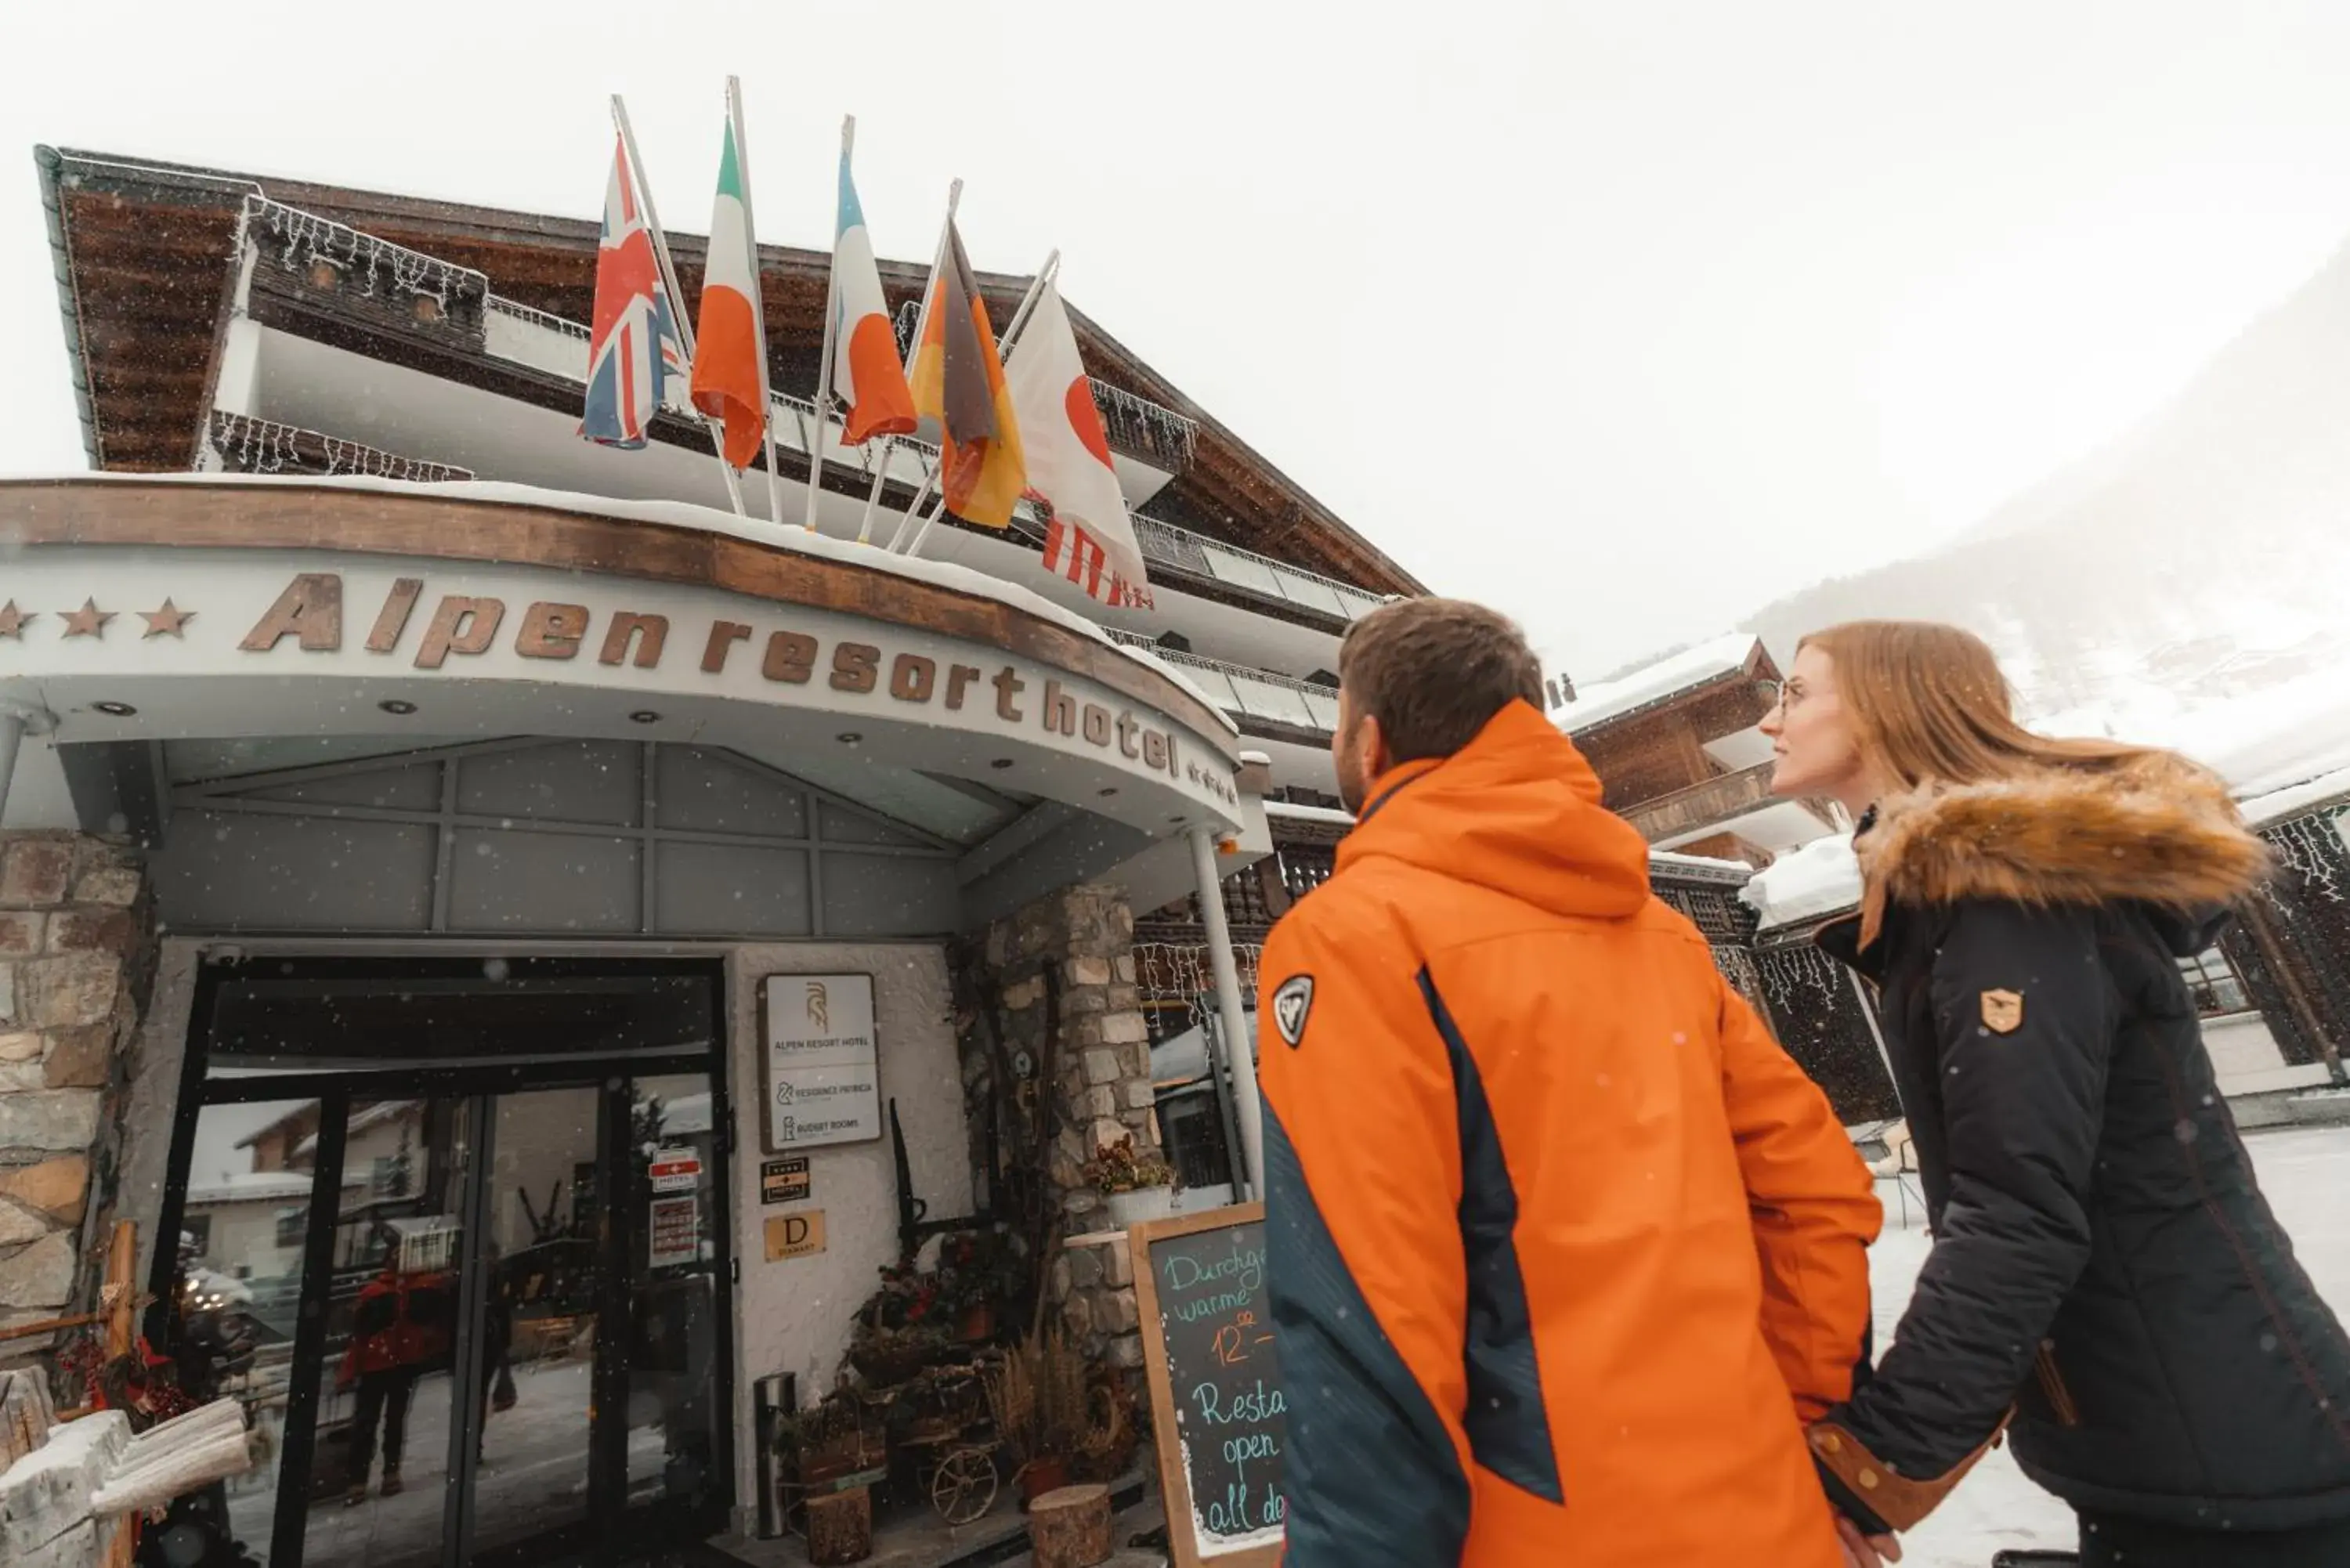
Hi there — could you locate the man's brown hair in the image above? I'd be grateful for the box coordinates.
[1338,598,1546,762]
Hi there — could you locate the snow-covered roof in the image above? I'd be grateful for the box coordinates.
[187,1170,366,1205]
[1556,634,1762,735]
[29,472,1241,740]
[1738,833,1862,933]
[1264,800,1356,828]
[2242,768,2350,828]
[1648,849,1757,882]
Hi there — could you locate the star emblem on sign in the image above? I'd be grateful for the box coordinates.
[139,600,193,638]
[0,602,30,638]
[60,600,114,638]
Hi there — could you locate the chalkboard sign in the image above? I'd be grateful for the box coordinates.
[1131,1202,1285,1567]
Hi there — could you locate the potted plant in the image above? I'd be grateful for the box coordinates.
[1083,1135,1178,1227]
[986,1328,1094,1508]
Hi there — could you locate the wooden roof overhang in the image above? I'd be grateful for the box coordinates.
[36,146,1426,599]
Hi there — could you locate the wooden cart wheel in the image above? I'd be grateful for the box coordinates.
[931,1446,999,1526]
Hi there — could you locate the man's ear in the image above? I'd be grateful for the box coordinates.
[1358,714,1391,782]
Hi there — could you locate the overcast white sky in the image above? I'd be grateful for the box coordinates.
[9,2,2350,677]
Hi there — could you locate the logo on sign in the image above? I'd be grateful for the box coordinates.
[761,1158,811,1205]
[807,981,830,1032]
[765,1209,827,1261]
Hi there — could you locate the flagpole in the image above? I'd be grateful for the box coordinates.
[800,117,857,535]
[897,249,1060,562]
[613,93,747,518]
[859,179,960,547]
[877,182,967,551]
[724,77,786,529]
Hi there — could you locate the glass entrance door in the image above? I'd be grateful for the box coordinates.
[157,959,732,1568]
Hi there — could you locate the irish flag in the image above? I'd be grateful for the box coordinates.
[689,88,770,471]
[907,220,1025,529]
[830,146,917,445]
[1007,279,1151,608]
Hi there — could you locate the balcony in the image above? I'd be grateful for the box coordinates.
[244,196,490,349]
[207,411,472,483]
[229,203,1388,634]
[1104,630,1341,738]
[1126,515,1391,624]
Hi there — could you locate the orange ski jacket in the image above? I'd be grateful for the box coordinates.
[1258,701,1880,1567]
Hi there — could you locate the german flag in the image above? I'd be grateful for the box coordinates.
[908,221,1025,528]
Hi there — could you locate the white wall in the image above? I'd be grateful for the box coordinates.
[188,1200,295,1280]
[724,942,969,1520]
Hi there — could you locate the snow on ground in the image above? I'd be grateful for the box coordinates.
[1871,1123,2350,1567]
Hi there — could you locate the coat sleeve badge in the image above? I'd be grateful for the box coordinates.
[1272,975,1315,1049]
[1981,988,2025,1035]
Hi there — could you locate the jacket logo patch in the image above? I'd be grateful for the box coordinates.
[1272,975,1314,1048]
[1982,988,2025,1035]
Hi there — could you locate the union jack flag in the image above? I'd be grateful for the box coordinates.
[580,136,685,448]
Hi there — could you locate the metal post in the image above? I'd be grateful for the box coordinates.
[0,711,21,828]
[1188,825,1263,1200]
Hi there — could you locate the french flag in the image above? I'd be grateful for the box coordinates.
[581,136,684,449]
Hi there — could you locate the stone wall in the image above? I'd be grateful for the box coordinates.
[0,833,150,1348]
[955,883,1155,1371]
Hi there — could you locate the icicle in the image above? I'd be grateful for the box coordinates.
[1133,941,1265,1035]
[2269,814,2348,904]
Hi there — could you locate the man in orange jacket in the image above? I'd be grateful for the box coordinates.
[1259,598,1882,1567]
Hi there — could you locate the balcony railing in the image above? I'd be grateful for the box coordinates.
[486,294,1191,478]
[893,297,1199,471]
[480,294,1378,623]
[1129,514,1390,623]
[207,411,474,484]
[1105,630,1342,736]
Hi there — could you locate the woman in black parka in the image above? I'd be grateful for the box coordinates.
[1762,620,2350,1568]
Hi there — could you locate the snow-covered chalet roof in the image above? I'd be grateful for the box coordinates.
[1555,634,1763,736]
[187,1170,367,1205]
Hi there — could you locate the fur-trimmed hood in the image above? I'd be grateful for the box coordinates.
[1856,750,2271,946]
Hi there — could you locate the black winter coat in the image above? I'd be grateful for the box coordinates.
[1817,753,2350,1534]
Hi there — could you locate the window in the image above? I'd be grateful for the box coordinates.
[274,1207,307,1248]
[1159,1089,1234,1194]
[371,1154,409,1198]
[2178,948,2250,1018]
[179,1215,213,1261]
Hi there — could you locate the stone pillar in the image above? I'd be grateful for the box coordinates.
[0,833,150,1349]
[955,882,1155,1372]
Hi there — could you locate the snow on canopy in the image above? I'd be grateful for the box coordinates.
[23,471,1241,738]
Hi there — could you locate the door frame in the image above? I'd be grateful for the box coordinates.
[149,956,736,1568]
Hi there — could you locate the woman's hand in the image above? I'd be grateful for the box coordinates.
[1835,1514,1902,1568]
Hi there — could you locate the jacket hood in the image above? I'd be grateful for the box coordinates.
[1342,699,1651,921]
[1856,750,2271,945]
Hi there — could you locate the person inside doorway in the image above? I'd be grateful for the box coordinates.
[338,1255,453,1505]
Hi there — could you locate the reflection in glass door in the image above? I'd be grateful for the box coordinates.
[624,1074,724,1517]
[175,1098,324,1567]
[462,1086,602,1562]
[298,1097,472,1568]
[161,956,733,1567]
